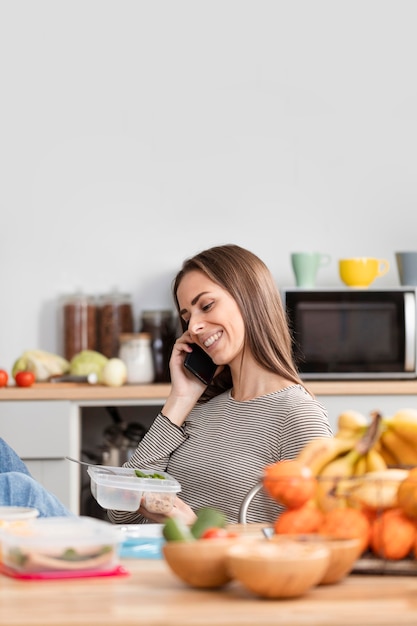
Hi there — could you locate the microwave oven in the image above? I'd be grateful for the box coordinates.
[282,287,417,380]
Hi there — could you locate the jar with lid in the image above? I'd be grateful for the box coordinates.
[140,310,178,382]
[97,292,134,358]
[61,293,97,361]
[119,333,155,384]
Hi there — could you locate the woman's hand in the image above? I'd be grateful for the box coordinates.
[162,331,220,426]
[138,496,197,525]
[168,331,207,396]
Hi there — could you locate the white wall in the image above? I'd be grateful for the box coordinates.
[1,0,417,370]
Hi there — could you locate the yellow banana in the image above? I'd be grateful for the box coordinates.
[296,436,355,476]
[380,428,417,467]
[336,410,369,435]
[365,448,387,473]
[375,439,399,467]
[316,448,361,512]
[387,408,417,447]
[337,469,409,510]
[353,455,368,476]
[335,428,365,442]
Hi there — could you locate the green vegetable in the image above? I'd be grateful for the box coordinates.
[12,350,70,382]
[135,469,166,479]
[190,507,227,539]
[163,517,195,542]
[69,350,108,380]
[162,507,227,543]
[61,546,113,561]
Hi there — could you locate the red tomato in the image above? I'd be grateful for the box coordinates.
[201,528,237,540]
[0,369,8,387]
[15,371,36,388]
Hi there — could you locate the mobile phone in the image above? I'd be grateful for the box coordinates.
[184,343,217,385]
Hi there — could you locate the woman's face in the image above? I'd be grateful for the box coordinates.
[176,270,245,366]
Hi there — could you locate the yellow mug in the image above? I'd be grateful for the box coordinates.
[339,257,390,288]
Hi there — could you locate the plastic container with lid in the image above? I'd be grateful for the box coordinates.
[119,332,155,384]
[87,465,181,513]
[61,293,97,361]
[0,516,121,574]
[97,292,134,358]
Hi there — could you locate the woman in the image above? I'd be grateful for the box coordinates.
[108,244,332,526]
[0,438,73,517]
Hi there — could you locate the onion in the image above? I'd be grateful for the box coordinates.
[101,358,127,387]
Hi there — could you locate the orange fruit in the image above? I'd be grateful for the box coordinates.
[397,467,417,520]
[263,459,317,509]
[371,508,416,560]
[319,507,371,554]
[274,502,324,535]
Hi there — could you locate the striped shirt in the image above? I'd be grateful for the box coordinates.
[107,385,332,525]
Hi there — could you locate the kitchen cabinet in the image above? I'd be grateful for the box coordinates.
[1,381,417,513]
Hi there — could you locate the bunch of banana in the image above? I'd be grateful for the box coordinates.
[296,436,357,476]
[334,468,410,510]
[378,408,417,467]
[297,410,387,511]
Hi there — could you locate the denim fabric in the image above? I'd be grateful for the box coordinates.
[0,437,31,475]
[0,438,73,517]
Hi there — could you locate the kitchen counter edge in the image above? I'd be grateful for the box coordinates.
[2,380,417,401]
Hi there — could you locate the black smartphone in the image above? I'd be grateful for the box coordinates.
[184,343,217,385]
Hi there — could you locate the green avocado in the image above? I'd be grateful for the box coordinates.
[163,517,195,542]
[190,507,227,539]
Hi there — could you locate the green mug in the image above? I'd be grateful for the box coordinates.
[291,252,331,288]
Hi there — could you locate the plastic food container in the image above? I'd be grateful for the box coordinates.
[0,506,39,524]
[87,465,181,512]
[0,516,121,574]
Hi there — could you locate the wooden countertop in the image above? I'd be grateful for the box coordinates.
[0,383,172,401]
[2,380,417,401]
[1,559,417,626]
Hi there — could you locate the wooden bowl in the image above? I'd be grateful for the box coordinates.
[271,534,362,585]
[162,538,239,589]
[226,539,330,599]
[318,536,362,584]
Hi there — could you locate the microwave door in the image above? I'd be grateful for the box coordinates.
[404,291,416,372]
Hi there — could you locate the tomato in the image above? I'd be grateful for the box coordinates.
[200,527,238,540]
[15,371,36,388]
[0,369,8,387]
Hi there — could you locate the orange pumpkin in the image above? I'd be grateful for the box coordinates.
[397,467,417,520]
[370,508,416,560]
[319,507,371,554]
[263,460,317,509]
[274,501,324,535]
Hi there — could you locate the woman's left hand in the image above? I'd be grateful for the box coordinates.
[139,496,197,525]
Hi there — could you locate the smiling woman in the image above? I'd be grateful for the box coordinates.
[107,244,332,527]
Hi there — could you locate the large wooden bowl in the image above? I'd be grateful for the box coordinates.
[162,538,239,589]
[226,539,330,599]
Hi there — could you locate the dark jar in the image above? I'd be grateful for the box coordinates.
[140,310,178,382]
[61,293,97,361]
[97,292,134,358]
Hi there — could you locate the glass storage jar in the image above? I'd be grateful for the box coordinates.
[119,333,155,384]
[140,310,178,382]
[97,292,134,358]
[61,293,97,361]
